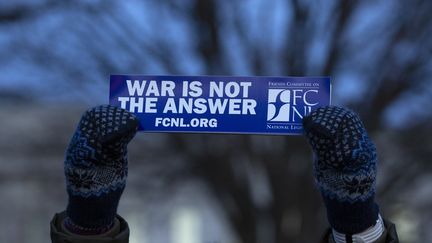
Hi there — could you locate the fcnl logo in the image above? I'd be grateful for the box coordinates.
[267,89,319,122]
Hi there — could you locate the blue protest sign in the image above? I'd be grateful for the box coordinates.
[110,75,331,135]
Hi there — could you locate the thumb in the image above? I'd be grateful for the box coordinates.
[80,105,139,145]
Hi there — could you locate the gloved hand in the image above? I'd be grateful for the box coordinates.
[64,105,139,234]
[302,106,379,235]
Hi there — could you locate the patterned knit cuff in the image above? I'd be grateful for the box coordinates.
[323,196,379,234]
[66,187,123,229]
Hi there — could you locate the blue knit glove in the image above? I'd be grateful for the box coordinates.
[64,105,138,234]
[302,106,379,234]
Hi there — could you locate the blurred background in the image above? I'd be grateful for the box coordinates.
[0,0,431,242]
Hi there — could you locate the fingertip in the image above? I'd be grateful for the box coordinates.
[302,106,330,133]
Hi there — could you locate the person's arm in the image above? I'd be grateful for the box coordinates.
[302,106,399,243]
[51,105,138,243]
[322,217,399,243]
[50,211,129,243]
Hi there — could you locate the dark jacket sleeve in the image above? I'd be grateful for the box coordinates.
[321,218,399,243]
[50,211,130,243]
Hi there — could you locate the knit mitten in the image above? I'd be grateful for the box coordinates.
[64,105,138,234]
[302,106,379,234]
